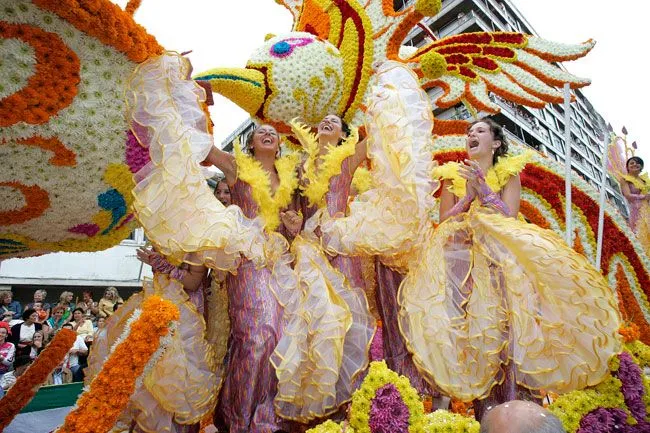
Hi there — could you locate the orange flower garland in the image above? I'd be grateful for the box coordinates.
[32,0,162,63]
[0,328,76,431]
[57,296,180,433]
[0,22,80,127]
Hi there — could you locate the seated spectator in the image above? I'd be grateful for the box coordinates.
[93,316,107,341]
[97,287,123,318]
[0,355,32,391]
[9,309,43,358]
[46,363,73,386]
[29,330,45,360]
[70,308,94,343]
[479,400,566,433]
[0,290,21,321]
[0,323,15,378]
[46,306,67,337]
[32,302,49,324]
[77,290,98,319]
[60,323,88,382]
[25,289,51,320]
[56,291,75,323]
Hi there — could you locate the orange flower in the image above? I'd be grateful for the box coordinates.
[618,322,641,343]
[0,22,80,127]
[0,329,76,431]
[58,296,179,433]
[32,0,162,63]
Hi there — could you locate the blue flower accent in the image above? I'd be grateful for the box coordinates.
[271,41,292,55]
[98,188,127,235]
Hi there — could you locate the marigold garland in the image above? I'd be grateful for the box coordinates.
[57,296,179,433]
[0,328,76,431]
[621,174,650,195]
[233,140,299,232]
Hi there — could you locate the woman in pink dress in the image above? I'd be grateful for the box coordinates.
[204,124,302,433]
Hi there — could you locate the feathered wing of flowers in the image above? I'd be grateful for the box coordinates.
[0,0,162,259]
[0,328,76,431]
[194,0,592,133]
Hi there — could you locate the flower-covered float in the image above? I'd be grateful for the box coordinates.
[1,0,649,432]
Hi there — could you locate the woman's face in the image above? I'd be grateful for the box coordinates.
[73,310,83,322]
[466,121,499,161]
[33,332,43,343]
[0,328,7,342]
[3,293,11,305]
[317,114,345,142]
[27,312,38,323]
[53,310,63,320]
[65,293,73,302]
[249,125,279,156]
[97,317,106,328]
[627,159,643,176]
[83,292,92,301]
[34,292,43,302]
[33,302,42,312]
[215,181,232,206]
[104,290,115,300]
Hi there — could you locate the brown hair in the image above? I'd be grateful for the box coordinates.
[245,124,281,157]
[469,117,508,164]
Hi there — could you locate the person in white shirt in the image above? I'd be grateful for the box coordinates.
[60,323,88,382]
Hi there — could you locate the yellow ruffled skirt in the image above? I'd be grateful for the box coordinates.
[271,236,375,422]
[87,275,218,433]
[398,206,622,401]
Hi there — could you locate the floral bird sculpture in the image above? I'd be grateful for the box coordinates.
[194,0,593,133]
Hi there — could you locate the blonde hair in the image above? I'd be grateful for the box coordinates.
[35,289,47,299]
[59,291,74,304]
[104,287,120,300]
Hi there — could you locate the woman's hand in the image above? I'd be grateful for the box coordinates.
[281,210,303,237]
[136,247,154,265]
[459,160,489,198]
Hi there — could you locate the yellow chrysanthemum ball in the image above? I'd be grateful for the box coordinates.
[424,410,480,433]
[420,51,447,79]
[265,33,276,41]
[306,419,344,433]
[415,0,442,16]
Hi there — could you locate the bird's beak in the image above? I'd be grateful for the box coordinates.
[193,67,266,116]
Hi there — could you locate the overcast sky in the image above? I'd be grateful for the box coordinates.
[114,0,649,162]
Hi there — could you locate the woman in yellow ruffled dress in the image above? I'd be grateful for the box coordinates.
[619,156,650,252]
[269,114,376,425]
[398,118,621,421]
[117,53,304,433]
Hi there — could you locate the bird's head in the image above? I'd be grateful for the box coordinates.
[195,32,345,133]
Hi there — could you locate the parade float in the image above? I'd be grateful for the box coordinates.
[1,0,649,432]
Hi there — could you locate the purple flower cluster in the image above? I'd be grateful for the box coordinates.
[370,323,384,362]
[368,383,410,433]
[615,352,648,423]
[125,130,151,174]
[577,408,637,433]
[577,352,650,433]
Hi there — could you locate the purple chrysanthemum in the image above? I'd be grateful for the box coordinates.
[125,130,151,173]
[370,324,384,361]
[577,408,630,433]
[368,383,410,433]
[615,352,648,422]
